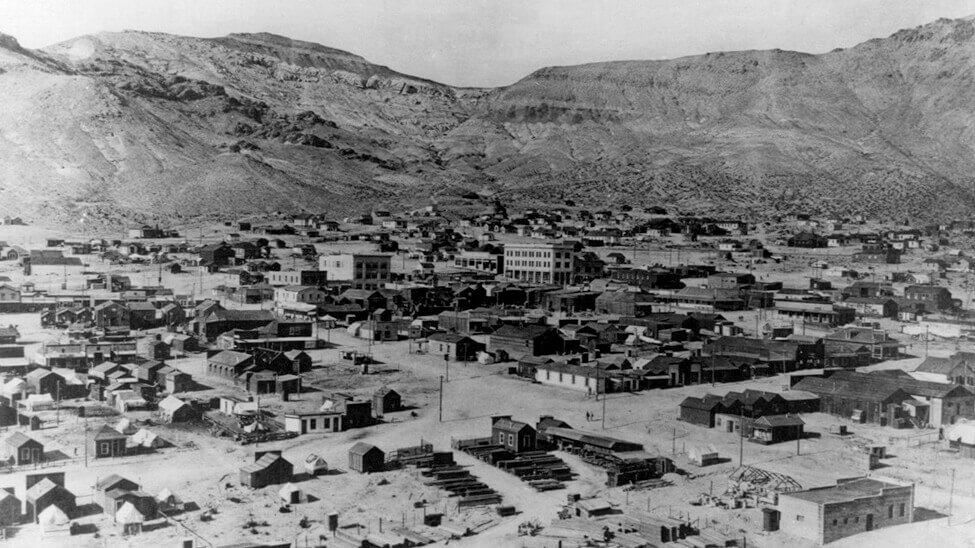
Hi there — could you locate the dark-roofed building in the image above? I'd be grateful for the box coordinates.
[92,425,127,458]
[491,416,536,453]
[240,451,293,488]
[748,414,804,444]
[544,427,643,455]
[488,324,568,360]
[915,352,975,387]
[778,478,914,545]
[428,333,483,361]
[373,386,401,417]
[348,442,385,473]
[792,376,912,425]
[5,432,43,466]
[208,350,255,379]
[904,285,954,311]
[25,478,75,523]
[594,290,657,317]
[678,395,725,427]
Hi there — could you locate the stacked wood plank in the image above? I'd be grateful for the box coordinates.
[460,445,574,491]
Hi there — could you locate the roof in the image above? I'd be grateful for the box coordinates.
[947,420,975,445]
[96,474,137,491]
[209,350,253,367]
[94,425,127,441]
[240,452,290,474]
[116,501,145,524]
[543,426,642,452]
[752,415,805,427]
[27,478,66,500]
[491,324,556,340]
[349,442,383,456]
[429,332,475,344]
[5,431,40,448]
[493,418,532,433]
[158,395,188,412]
[783,478,908,505]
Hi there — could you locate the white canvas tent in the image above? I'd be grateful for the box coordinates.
[116,501,145,535]
[304,453,328,476]
[38,504,71,536]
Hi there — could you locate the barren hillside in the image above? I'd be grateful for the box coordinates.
[3,16,975,225]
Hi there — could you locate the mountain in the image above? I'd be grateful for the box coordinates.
[3,17,975,226]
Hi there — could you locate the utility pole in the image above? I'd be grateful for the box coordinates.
[55,383,61,426]
[601,387,607,430]
[739,405,746,467]
[438,376,443,422]
[443,353,449,382]
[948,468,956,526]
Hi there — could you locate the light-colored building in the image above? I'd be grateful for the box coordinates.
[274,285,328,305]
[503,242,574,285]
[318,254,391,290]
[266,270,328,287]
[777,478,913,545]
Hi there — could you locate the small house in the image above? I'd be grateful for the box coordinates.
[491,416,536,453]
[5,432,43,466]
[92,425,127,458]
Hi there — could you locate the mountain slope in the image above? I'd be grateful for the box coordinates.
[3,17,975,226]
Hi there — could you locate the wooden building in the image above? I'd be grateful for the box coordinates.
[348,442,385,473]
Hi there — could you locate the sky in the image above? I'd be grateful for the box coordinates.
[1,0,974,87]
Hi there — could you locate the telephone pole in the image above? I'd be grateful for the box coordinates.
[438,376,444,422]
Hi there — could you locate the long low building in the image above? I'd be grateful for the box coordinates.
[777,478,914,545]
[774,301,856,327]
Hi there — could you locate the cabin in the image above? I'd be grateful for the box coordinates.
[348,442,385,473]
[239,451,293,488]
[92,425,127,458]
[5,432,43,466]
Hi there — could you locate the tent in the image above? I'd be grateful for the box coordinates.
[132,428,168,449]
[156,488,183,512]
[278,482,305,504]
[38,504,71,536]
[116,501,145,535]
[304,454,328,476]
[1,377,26,398]
[115,418,136,435]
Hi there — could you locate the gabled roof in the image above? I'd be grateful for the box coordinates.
[93,425,127,441]
[96,474,138,492]
[209,350,253,367]
[5,431,40,448]
[158,395,188,412]
[752,415,804,427]
[349,442,382,456]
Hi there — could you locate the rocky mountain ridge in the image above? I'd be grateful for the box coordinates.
[2,17,975,226]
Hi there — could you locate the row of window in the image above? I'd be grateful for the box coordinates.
[507,250,566,259]
[507,260,568,268]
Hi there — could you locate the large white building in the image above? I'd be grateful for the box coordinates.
[503,242,574,285]
[318,253,391,290]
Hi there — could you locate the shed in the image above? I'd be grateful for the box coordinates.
[278,482,306,504]
[348,442,385,473]
[26,478,75,522]
[0,489,22,526]
[156,488,183,513]
[373,386,402,416]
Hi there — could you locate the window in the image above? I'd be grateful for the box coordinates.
[888,505,893,518]
[899,503,905,517]
[854,516,859,523]
[796,515,804,522]
[508,434,514,445]
[832,519,838,526]
[843,518,848,525]
[498,433,504,444]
